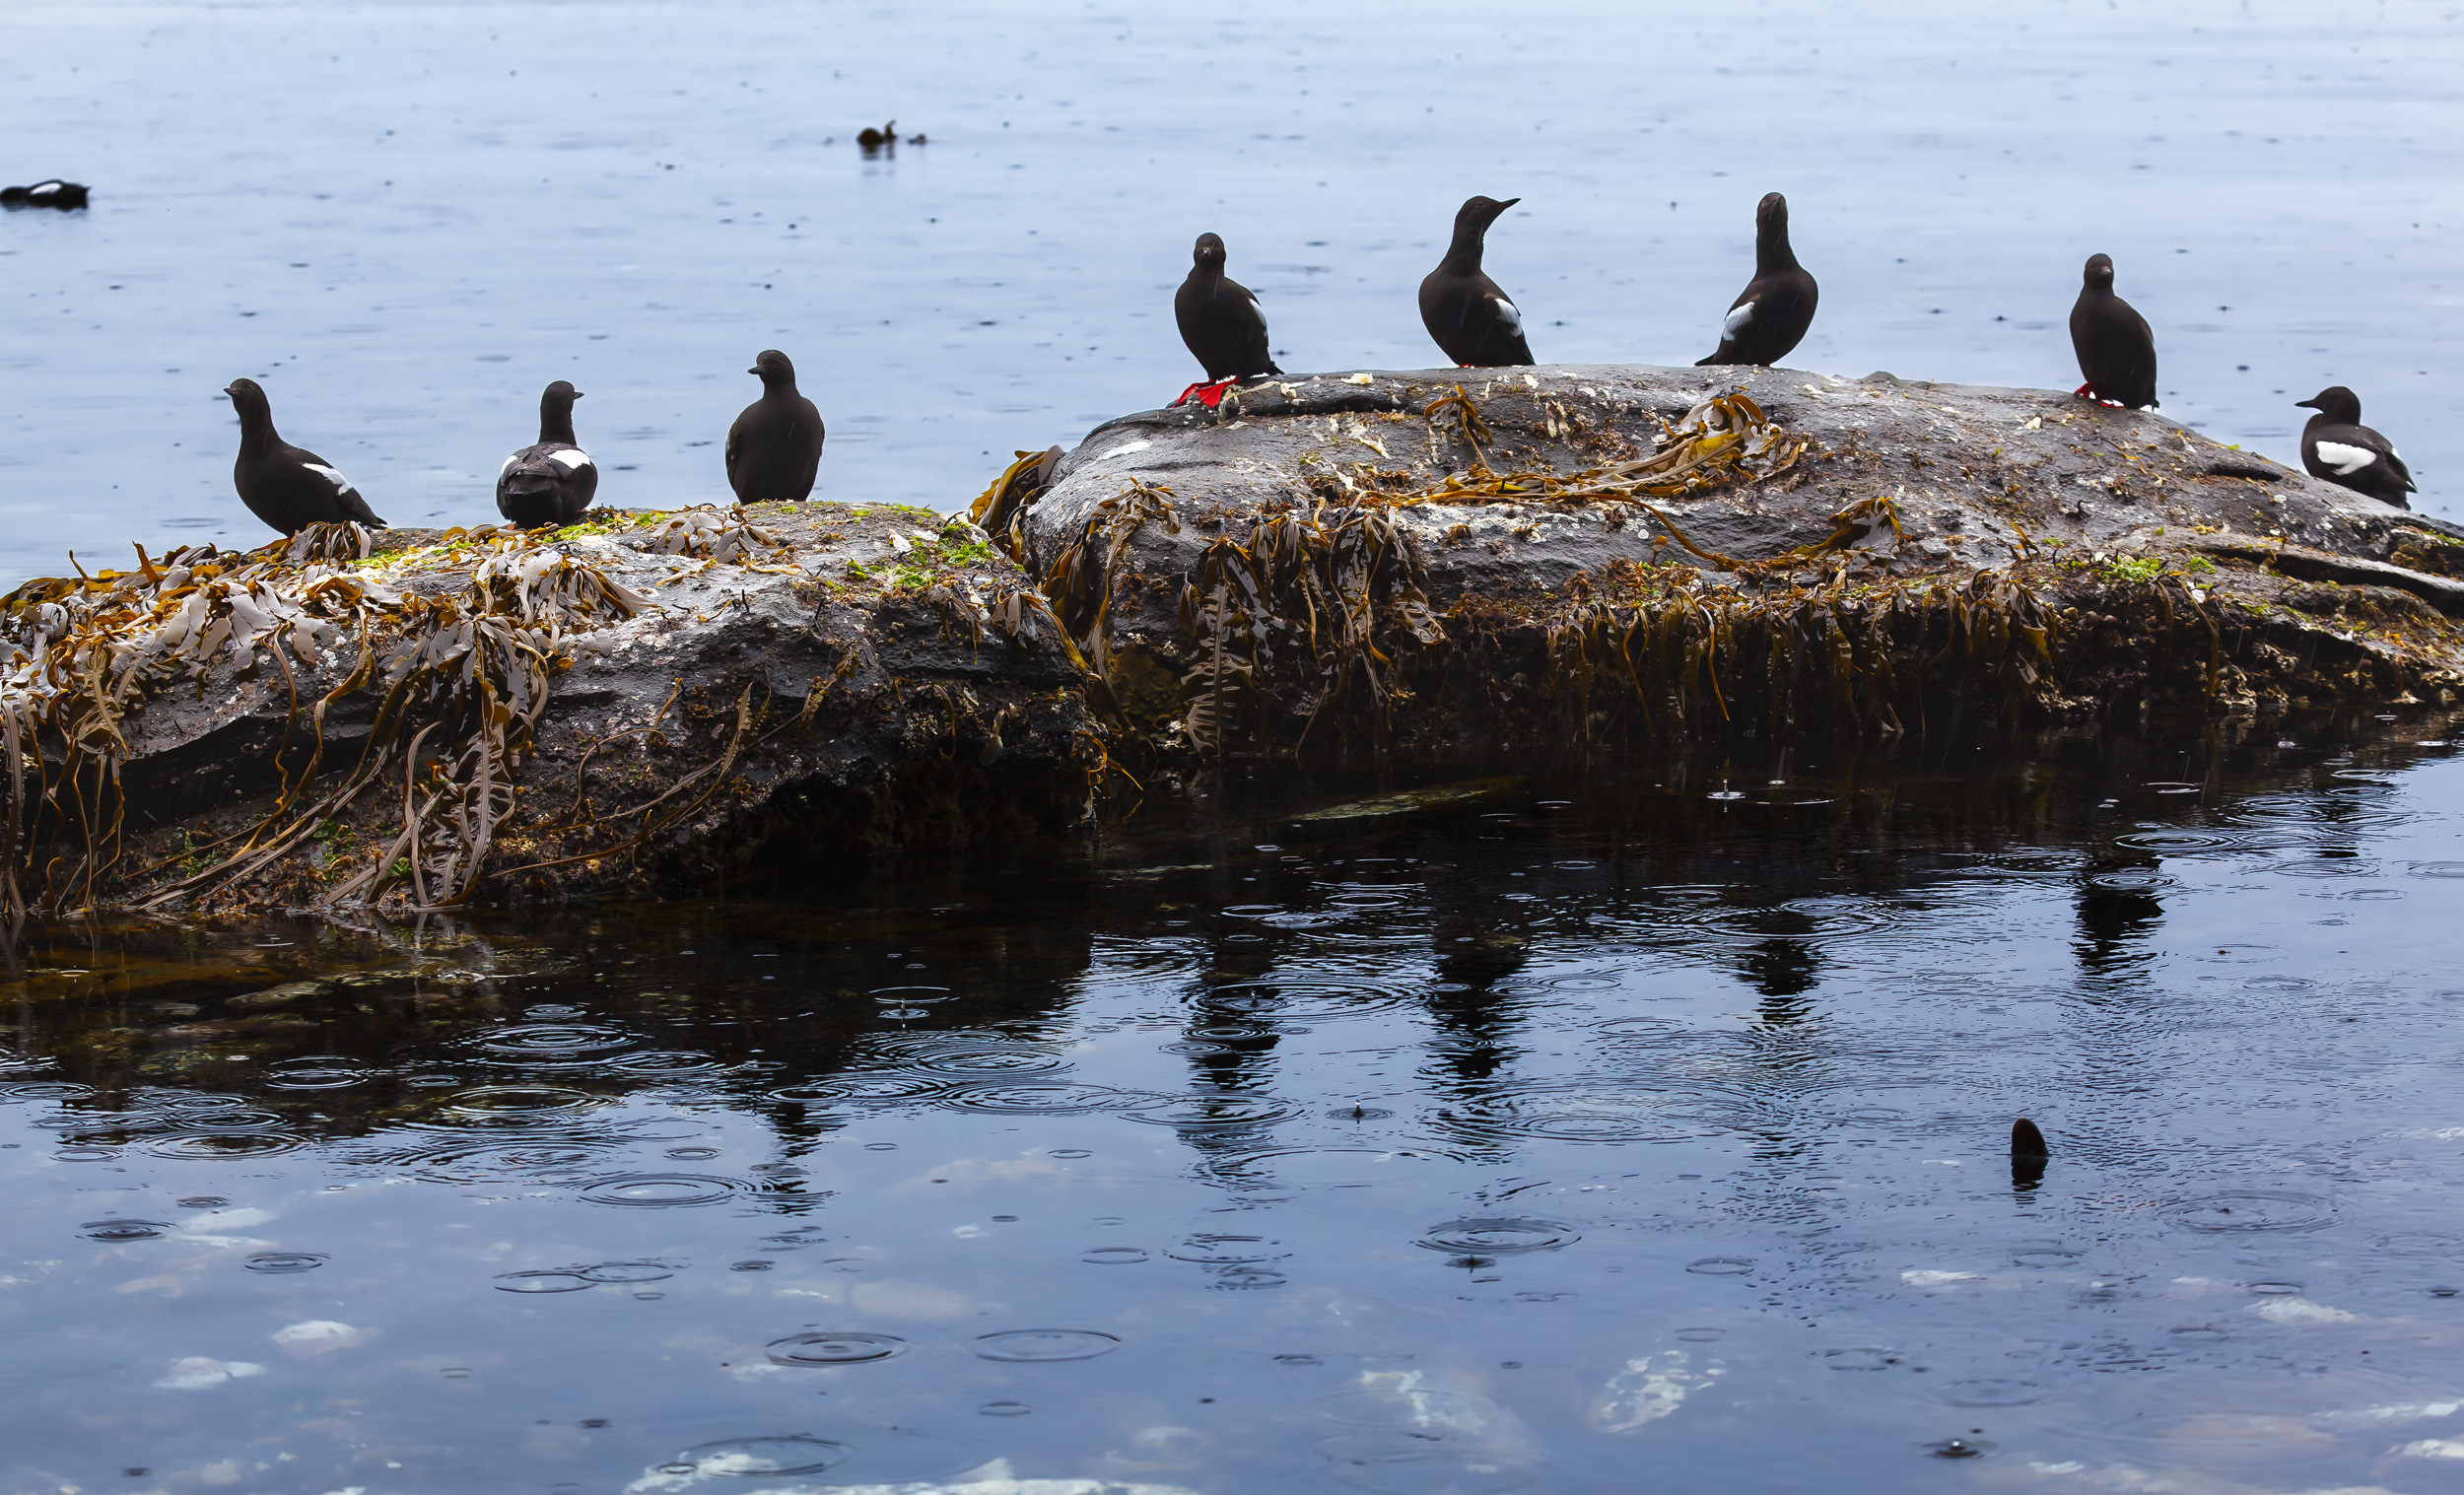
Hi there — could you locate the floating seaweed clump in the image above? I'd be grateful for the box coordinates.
[0,521,663,915]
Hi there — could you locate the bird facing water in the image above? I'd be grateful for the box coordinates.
[496,380,597,529]
[1697,192,1818,368]
[1418,195,1534,369]
[724,351,825,506]
[224,378,387,535]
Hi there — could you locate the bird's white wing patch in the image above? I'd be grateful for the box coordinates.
[31,181,62,198]
[1247,297,1266,327]
[2314,441,2377,477]
[302,463,352,491]
[499,455,517,476]
[1722,300,1756,337]
[547,448,592,472]
[1493,296,1524,334]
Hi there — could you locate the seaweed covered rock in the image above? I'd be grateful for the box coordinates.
[0,505,1096,915]
[999,363,2464,763]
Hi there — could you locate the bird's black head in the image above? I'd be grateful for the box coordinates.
[2083,253,2116,289]
[1456,195,1519,233]
[223,377,271,421]
[1192,233,1227,272]
[1755,191,1789,231]
[750,349,796,386]
[544,379,582,403]
[2294,385,2361,422]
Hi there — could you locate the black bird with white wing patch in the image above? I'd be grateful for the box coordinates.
[1696,192,1817,368]
[497,380,598,528]
[2069,253,2158,410]
[1174,233,1280,408]
[1418,195,1534,369]
[1,179,89,210]
[224,378,386,536]
[2294,386,2416,509]
[725,350,825,505]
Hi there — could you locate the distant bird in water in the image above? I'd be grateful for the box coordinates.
[856,121,902,155]
[725,350,825,505]
[1418,195,1534,368]
[224,378,387,535]
[1174,233,1280,409]
[1696,192,1818,368]
[2294,386,2415,509]
[1,179,88,210]
[2069,253,2157,409]
[2011,1117,2050,1190]
[496,380,597,529]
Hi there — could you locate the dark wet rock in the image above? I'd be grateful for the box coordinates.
[11,362,2462,915]
[1006,363,2464,765]
[1,504,1094,914]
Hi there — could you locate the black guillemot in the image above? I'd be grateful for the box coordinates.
[1,179,89,210]
[2069,253,2158,409]
[1418,195,1534,369]
[1696,192,1817,368]
[496,380,598,528]
[224,378,387,535]
[1174,233,1281,409]
[2294,386,2416,509]
[725,350,825,505]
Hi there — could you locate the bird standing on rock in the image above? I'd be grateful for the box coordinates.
[1418,195,1534,368]
[1696,192,1818,368]
[496,380,597,528]
[2069,253,2158,409]
[224,378,387,535]
[2294,387,2415,509]
[725,350,825,505]
[1174,233,1280,409]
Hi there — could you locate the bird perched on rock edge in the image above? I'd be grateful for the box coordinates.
[1696,192,1818,368]
[496,380,598,528]
[1174,232,1281,409]
[725,350,826,505]
[2069,253,2158,409]
[2293,386,2415,509]
[224,377,387,535]
[1418,195,1535,369]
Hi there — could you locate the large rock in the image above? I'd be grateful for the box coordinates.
[10,362,2460,915]
[0,504,1096,914]
[1006,363,2464,763]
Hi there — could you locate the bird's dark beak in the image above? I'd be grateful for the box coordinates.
[1498,197,1521,211]
[747,366,760,375]
[2293,398,2319,410]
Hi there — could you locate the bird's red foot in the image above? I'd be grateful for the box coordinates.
[1175,375,1242,409]
[2073,381,2096,399]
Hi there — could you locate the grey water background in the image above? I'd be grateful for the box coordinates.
[0,0,2456,582]
[8,4,2464,1493]
[10,729,2464,1494]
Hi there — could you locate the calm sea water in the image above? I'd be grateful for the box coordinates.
[1,0,2456,582]
[8,7,2464,1493]
[5,722,2464,1493]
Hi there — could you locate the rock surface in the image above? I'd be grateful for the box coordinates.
[1010,363,2464,762]
[9,362,2460,914]
[0,504,1095,914]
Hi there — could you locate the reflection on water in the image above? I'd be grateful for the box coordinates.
[4,719,2464,1490]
